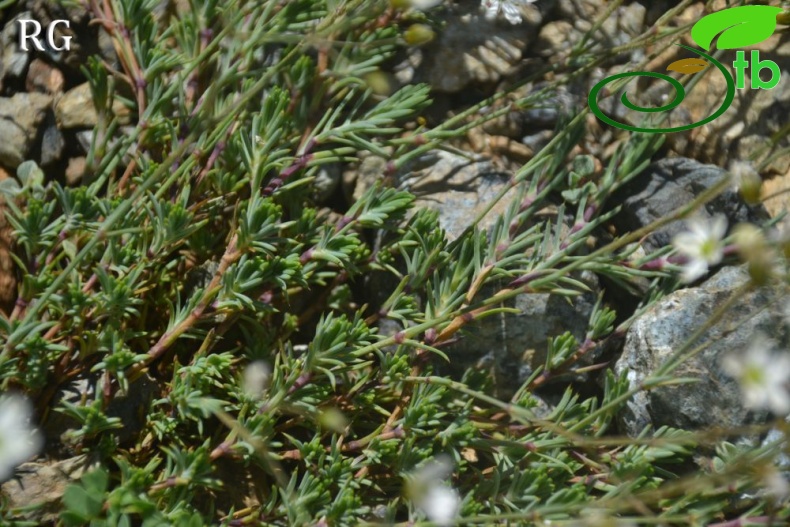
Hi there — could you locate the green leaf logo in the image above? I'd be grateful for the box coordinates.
[690,5,782,50]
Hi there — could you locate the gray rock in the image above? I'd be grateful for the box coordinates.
[0,122,31,171]
[398,150,517,240]
[0,92,53,169]
[76,130,94,153]
[387,150,599,396]
[1,13,33,88]
[40,116,64,166]
[413,0,542,92]
[42,372,159,455]
[55,83,99,129]
[0,455,94,523]
[445,271,599,398]
[56,82,132,129]
[554,0,647,54]
[313,163,341,204]
[614,265,789,437]
[612,157,768,253]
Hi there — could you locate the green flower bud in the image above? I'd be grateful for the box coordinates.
[403,24,435,46]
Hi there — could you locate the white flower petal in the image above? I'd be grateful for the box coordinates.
[722,336,790,415]
[243,360,271,398]
[501,3,523,24]
[420,485,461,526]
[410,0,443,9]
[710,214,728,240]
[681,258,708,283]
[481,0,500,21]
[0,395,42,482]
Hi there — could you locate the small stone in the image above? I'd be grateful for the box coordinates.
[55,83,98,129]
[65,157,86,186]
[1,13,33,86]
[0,92,53,169]
[536,21,578,58]
[521,130,554,153]
[40,118,65,167]
[76,130,93,154]
[313,163,341,204]
[25,58,65,95]
[342,151,391,203]
[55,82,130,129]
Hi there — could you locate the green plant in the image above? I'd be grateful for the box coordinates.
[1,0,788,526]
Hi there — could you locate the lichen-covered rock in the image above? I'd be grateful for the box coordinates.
[614,265,789,437]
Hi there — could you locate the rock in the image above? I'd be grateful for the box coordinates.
[413,0,542,92]
[554,0,647,58]
[0,455,93,523]
[614,265,789,437]
[40,116,65,167]
[445,271,600,397]
[522,129,555,153]
[612,157,768,253]
[42,372,159,455]
[1,12,33,88]
[398,150,518,239]
[520,83,582,131]
[0,92,53,169]
[55,82,130,129]
[55,83,99,129]
[342,151,390,203]
[390,150,599,396]
[25,58,65,95]
[76,130,94,153]
[535,21,582,60]
[313,163,341,204]
[65,157,86,185]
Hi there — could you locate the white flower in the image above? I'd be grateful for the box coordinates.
[481,0,537,25]
[409,0,444,9]
[721,334,790,415]
[763,466,790,502]
[0,394,43,481]
[729,160,762,204]
[420,485,461,526]
[405,456,461,526]
[671,214,728,283]
[242,360,271,399]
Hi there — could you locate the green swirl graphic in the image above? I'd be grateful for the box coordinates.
[587,44,735,133]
